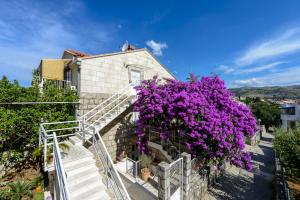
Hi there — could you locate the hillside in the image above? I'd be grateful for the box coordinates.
[229,85,300,100]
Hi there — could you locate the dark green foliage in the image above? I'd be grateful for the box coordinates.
[0,180,33,200]
[274,127,300,180]
[243,97,281,130]
[0,74,78,169]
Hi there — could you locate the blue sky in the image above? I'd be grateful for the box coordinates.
[2,0,300,87]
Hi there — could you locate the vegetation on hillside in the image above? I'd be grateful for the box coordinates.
[230,85,300,100]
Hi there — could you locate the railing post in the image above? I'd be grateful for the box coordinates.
[38,127,41,147]
[181,153,191,200]
[117,93,120,113]
[82,116,85,144]
[158,162,171,200]
[126,158,128,175]
[44,135,47,172]
[135,161,137,179]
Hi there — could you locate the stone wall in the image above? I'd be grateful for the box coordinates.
[87,106,136,161]
[77,92,111,116]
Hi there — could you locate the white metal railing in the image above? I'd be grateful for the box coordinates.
[83,122,131,200]
[126,158,141,179]
[39,83,138,199]
[39,120,80,171]
[40,120,131,200]
[92,94,134,126]
[42,78,75,90]
[81,84,133,124]
[169,157,183,200]
[53,132,71,200]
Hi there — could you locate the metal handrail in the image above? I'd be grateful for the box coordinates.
[81,84,132,122]
[53,132,71,200]
[41,120,80,126]
[92,95,133,126]
[39,121,80,172]
[87,91,128,123]
[83,122,131,200]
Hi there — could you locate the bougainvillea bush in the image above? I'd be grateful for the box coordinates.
[134,75,257,171]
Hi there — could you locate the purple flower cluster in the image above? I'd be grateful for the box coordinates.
[134,75,257,171]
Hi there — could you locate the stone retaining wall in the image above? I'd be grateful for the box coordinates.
[77,92,111,116]
[86,106,136,161]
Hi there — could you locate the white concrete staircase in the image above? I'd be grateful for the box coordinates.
[81,84,136,138]
[62,140,111,200]
[83,95,136,140]
[148,141,173,163]
[147,139,180,163]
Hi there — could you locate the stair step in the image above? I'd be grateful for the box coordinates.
[68,174,102,188]
[64,156,94,168]
[94,125,102,131]
[69,136,82,145]
[68,171,100,186]
[69,175,104,193]
[94,121,102,126]
[65,158,95,172]
[70,181,106,198]
[67,164,98,180]
[72,186,110,200]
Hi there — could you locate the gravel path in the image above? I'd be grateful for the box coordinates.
[206,132,275,200]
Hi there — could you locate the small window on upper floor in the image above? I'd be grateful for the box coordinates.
[129,69,141,86]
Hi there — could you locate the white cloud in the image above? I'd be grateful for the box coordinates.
[232,78,262,87]
[235,28,300,66]
[218,65,235,74]
[0,0,114,85]
[235,61,284,74]
[146,40,168,56]
[232,65,300,87]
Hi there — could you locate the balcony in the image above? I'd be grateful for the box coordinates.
[281,113,298,121]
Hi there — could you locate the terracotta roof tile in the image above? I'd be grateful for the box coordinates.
[65,49,91,57]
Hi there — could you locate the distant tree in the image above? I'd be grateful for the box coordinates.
[244,99,280,130]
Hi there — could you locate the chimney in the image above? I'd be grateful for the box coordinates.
[121,41,136,52]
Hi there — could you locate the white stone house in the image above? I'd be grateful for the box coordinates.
[39,46,175,160]
[280,103,300,130]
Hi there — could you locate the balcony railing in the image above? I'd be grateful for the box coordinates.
[40,78,77,91]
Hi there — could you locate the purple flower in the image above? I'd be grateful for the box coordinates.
[134,74,256,171]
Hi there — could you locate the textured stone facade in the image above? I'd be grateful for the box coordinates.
[78,49,174,161]
[86,106,136,161]
[77,92,111,116]
[79,49,174,94]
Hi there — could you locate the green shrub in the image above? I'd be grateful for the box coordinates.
[0,180,33,200]
[32,191,44,200]
[0,74,78,170]
[274,127,300,179]
[140,154,152,168]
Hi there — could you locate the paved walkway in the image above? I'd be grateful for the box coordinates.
[207,132,275,200]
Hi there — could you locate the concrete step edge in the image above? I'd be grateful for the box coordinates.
[70,182,106,198]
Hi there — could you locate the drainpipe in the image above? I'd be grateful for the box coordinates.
[75,58,82,120]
